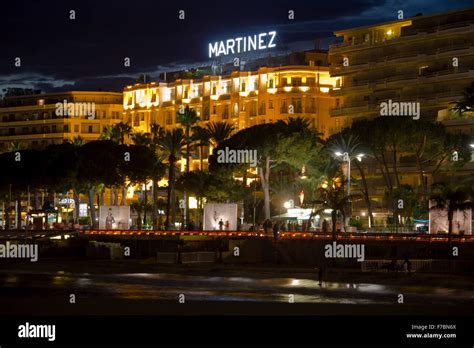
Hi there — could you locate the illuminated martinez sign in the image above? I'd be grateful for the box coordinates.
[209,31,277,58]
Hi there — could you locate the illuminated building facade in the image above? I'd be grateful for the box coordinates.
[0,91,123,152]
[328,8,474,226]
[124,64,341,169]
[328,8,474,133]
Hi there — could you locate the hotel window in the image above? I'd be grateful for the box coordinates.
[269,100,273,109]
[306,98,316,113]
[212,105,217,115]
[268,79,274,88]
[52,125,57,133]
[74,125,79,133]
[306,78,315,86]
[364,33,370,42]
[241,82,246,92]
[249,101,257,117]
[233,103,239,117]
[259,101,266,116]
[22,127,29,134]
[223,105,229,119]
[336,98,340,107]
[63,125,69,132]
[309,60,315,67]
[240,103,246,112]
[292,98,302,113]
[280,100,287,114]
[212,85,217,95]
[166,112,172,125]
[292,78,302,87]
[32,141,38,147]
[88,125,93,133]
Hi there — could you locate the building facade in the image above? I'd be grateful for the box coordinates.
[123,65,341,169]
[328,8,474,227]
[0,91,123,152]
[328,8,474,133]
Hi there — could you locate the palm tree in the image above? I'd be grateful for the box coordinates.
[206,121,235,148]
[430,182,473,253]
[70,136,85,146]
[99,125,115,141]
[150,123,166,229]
[131,131,152,147]
[176,170,212,230]
[69,136,85,222]
[177,106,200,228]
[157,128,187,229]
[9,141,21,152]
[192,125,210,170]
[100,122,132,144]
[116,122,133,145]
[130,201,152,230]
[450,82,474,117]
[314,175,361,241]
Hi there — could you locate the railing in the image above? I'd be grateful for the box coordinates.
[2,229,473,243]
[82,229,474,242]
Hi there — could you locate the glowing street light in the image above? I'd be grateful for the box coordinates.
[334,151,364,228]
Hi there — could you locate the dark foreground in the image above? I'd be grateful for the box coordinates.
[1,259,473,316]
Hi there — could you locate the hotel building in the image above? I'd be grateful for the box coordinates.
[123,63,341,169]
[0,91,123,152]
[328,8,474,225]
[328,8,474,133]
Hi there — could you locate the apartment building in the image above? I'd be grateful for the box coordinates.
[328,8,474,133]
[0,91,123,152]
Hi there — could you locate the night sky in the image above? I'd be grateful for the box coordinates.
[1,0,472,95]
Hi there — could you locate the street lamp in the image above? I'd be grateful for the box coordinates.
[334,151,364,227]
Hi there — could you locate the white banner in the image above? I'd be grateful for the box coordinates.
[99,205,130,230]
[203,203,238,231]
